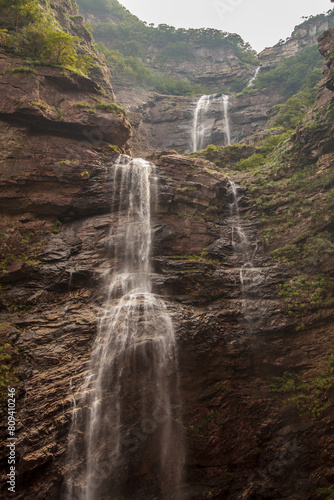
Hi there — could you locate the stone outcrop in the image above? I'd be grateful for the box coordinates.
[293,26,334,165]
[44,0,92,44]
[149,44,254,89]
[0,53,131,153]
[259,11,334,69]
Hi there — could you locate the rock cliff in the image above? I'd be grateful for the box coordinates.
[1,142,333,499]
[114,85,287,155]
[259,11,334,69]
[0,146,290,499]
[102,9,334,156]
[0,3,334,500]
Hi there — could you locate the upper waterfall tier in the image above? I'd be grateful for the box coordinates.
[191,93,231,152]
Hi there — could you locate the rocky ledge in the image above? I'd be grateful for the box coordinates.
[0,51,131,149]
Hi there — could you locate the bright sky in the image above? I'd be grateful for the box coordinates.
[119,0,332,52]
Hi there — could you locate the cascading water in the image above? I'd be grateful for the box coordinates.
[222,95,231,146]
[64,155,184,500]
[191,94,211,152]
[247,66,261,87]
[191,93,231,152]
[227,181,265,328]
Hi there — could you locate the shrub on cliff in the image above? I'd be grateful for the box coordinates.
[158,41,194,61]
[272,85,319,129]
[253,45,323,98]
[96,42,207,95]
[0,0,93,76]
[0,0,42,31]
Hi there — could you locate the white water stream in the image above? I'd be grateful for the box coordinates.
[222,95,231,147]
[191,93,231,152]
[228,181,264,327]
[64,155,184,500]
[247,66,261,87]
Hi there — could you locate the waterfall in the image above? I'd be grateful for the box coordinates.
[191,93,231,152]
[191,94,211,152]
[64,155,184,500]
[247,66,261,87]
[228,181,253,265]
[227,181,264,328]
[222,95,231,146]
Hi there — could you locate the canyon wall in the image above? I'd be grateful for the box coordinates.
[108,10,334,155]
[113,85,285,155]
[0,2,334,500]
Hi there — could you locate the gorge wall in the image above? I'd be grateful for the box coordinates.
[113,85,285,155]
[0,2,334,500]
[103,9,334,155]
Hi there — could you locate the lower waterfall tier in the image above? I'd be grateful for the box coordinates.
[1,149,333,500]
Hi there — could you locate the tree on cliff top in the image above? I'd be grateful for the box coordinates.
[0,0,94,75]
[0,0,42,30]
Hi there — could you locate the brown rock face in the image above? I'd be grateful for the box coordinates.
[114,86,287,156]
[0,141,334,500]
[0,52,131,149]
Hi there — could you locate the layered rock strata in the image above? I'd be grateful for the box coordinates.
[3,147,331,500]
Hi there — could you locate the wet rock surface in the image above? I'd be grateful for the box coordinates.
[1,146,333,500]
[114,86,287,155]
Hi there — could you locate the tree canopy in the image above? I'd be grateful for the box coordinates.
[0,0,94,75]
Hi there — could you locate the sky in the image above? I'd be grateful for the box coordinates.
[118,0,332,52]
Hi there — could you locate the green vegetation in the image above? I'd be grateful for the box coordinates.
[188,143,257,170]
[0,0,94,76]
[10,66,37,74]
[189,411,218,440]
[52,220,62,234]
[94,99,125,115]
[31,99,49,111]
[75,102,95,112]
[176,186,199,192]
[91,6,256,54]
[315,486,334,499]
[269,351,334,419]
[157,41,194,62]
[272,85,320,130]
[96,42,208,96]
[190,132,292,172]
[251,45,324,99]
[276,275,334,317]
[75,99,125,115]
[0,221,45,274]
[243,140,334,317]
[170,249,220,266]
[75,0,258,94]
[76,0,128,15]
